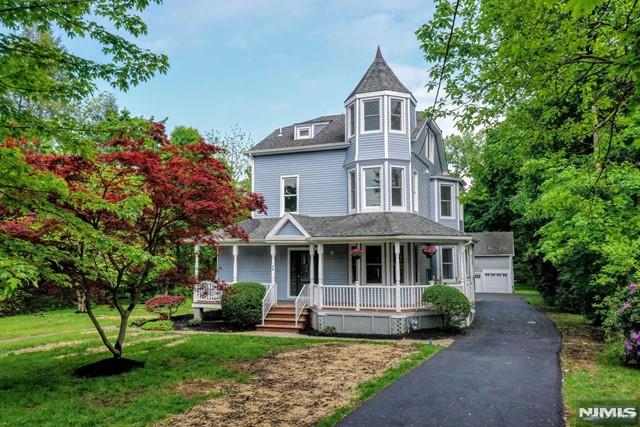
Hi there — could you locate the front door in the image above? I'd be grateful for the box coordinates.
[289,250,311,297]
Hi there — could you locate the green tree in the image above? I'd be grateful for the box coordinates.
[170,125,201,146]
[418,0,640,314]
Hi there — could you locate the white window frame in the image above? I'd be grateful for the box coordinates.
[426,129,436,163]
[363,243,385,285]
[412,171,419,212]
[389,97,405,133]
[361,97,382,134]
[389,165,405,210]
[439,183,455,219]
[439,246,456,282]
[295,126,312,140]
[348,168,357,212]
[361,165,383,211]
[280,175,299,215]
[348,103,356,137]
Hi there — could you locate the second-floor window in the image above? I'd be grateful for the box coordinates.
[412,171,419,212]
[363,167,382,208]
[281,176,298,213]
[440,183,454,218]
[363,99,380,132]
[348,169,356,211]
[348,104,355,137]
[391,167,404,208]
[390,98,404,132]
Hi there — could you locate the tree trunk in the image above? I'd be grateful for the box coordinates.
[76,290,86,313]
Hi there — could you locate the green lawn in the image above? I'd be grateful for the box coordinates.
[515,284,640,426]
[0,305,439,426]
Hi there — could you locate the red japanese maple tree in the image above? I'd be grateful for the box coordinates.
[1,122,265,358]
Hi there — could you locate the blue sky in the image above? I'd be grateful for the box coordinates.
[72,0,455,142]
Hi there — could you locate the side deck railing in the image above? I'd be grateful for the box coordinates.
[294,283,310,327]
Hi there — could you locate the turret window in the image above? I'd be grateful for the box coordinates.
[391,166,404,208]
[362,166,382,208]
[348,104,356,137]
[362,99,381,132]
[390,98,404,132]
[439,183,454,218]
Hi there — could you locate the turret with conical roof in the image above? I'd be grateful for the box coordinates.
[346,46,413,100]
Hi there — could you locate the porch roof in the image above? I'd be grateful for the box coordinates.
[218,212,469,242]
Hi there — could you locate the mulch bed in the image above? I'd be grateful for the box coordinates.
[73,358,144,378]
[172,311,255,333]
[303,327,458,341]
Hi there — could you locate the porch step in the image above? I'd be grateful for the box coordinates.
[256,324,306,333]
[256,305,310,334]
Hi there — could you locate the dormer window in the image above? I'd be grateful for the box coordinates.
[296,126,311,139]
[390,98,404,132]
[362,99,381,132]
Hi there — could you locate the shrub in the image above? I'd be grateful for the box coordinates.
[187,318,202,327]
[422,285,471,330]
[221,282,266,327]
[145,295,185,320]
[320,325,337,335]
[601,283,640,367]
[140,319,174,331]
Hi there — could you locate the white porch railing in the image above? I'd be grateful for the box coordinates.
[316,281,474,311]
[294,283,310,327]
[261,282,277,325]
[193,281,224,304]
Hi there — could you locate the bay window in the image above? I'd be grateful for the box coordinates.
[391,167,404,208]
[363,99,380,132]
[363,167,382,209]
[440,183,454,218]
[348,169,356,211]
[390,98,404,132]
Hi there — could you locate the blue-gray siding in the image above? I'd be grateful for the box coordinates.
[358,132,385,160]
[388,132,410,160]
[254,149,348,217]
[276,221,304,236]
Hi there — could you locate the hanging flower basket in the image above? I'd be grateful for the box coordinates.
[421,245,437,258]
[350,248,363,259]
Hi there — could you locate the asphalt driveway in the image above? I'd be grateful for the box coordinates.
[339,293,564,427]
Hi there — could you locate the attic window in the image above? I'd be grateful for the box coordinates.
[296,126,311,139]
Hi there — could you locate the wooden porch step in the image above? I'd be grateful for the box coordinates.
[256,324,306,333]
[268,308,308,315]
[267,312,309,321]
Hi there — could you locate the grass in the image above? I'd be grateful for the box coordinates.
[515,283,640,426]
[316,343,441,426]
[0,304,439,426]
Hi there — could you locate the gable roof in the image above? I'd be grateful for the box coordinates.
[248,114,347,155]
[469,232,515,256]
[346,47,412,100]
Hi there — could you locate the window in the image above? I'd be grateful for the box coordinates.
[281,176,298,213]
[363,167,382,208]
[390,98,404,132]
[348,169,357,211]
[441,248,454,280]
[363,99,380,132]
[348,104,356,137]
[391,245,405,283]
[296,126,311,139]
[440,184,454,218]
[365,245,382,284]
[391,167,404,208]
[426,129,436,163]
[412,171,419,212]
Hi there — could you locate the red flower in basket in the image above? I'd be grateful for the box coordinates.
[421,245,437,257]
[350,248,363,259]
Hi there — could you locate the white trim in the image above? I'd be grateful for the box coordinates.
[232,244,239,284]
[389,164,406,211]
[383,96,389,157]
[439,182,456,220]
[361,165,383,212]
[347,103,356,137]
[361,97,382,134]
[218,235,474,245]
[250,155,255,218]
[247,142,350,156]
[439,246,456,282]
[265,212,310,240]
[412,170,419,212]
[347,168,357,213]
[354,101,360,161]
[363,243,385,285]
[389,97,406,134]
[280,175,299,215]
[344,90,416,106]
[295,125,312,140]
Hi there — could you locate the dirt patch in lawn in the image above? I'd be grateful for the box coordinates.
[163,342,418,427]
[557,323,605,372]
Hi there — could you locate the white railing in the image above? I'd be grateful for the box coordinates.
[193,281,224,303]
[317,282,473,311]
[261,282,277,325]
[294,283,310,327]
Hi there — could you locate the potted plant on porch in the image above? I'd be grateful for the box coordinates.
[421,245,437,258]
[350,247,363,259]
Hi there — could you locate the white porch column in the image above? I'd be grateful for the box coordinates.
[394,242,401,312]
[194,244,200,283]
[232,244,239,284]
[317,244,324,309]
[309,244,315,284]
[270,244,276,285]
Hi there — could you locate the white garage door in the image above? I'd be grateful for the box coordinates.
[479,269,511,293]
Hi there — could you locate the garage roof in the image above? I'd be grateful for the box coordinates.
[469,232,514,256]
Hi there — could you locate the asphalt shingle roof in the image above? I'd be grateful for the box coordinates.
[221,213,468,240]
[469,232,515,256]
[248,114,346,153]
[346,47,412,100]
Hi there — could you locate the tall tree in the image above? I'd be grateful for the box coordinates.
[418,0,640,313]
[206,125,253,187]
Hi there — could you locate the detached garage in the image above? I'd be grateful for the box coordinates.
[470,232,515,293]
